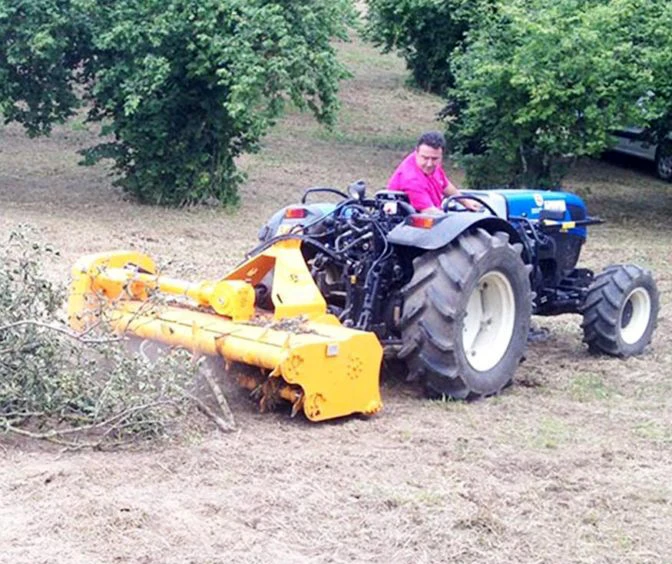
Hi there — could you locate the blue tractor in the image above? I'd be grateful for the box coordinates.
[256,183,659,399]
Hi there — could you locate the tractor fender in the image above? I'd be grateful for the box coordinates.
[387,212,520,251]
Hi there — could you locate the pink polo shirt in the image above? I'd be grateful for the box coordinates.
[387,151,449,211]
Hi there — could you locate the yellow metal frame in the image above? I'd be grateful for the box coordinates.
[224,239,328,320]
[68,240,383,422]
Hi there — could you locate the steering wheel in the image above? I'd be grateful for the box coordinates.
[442,194,498,216]
[301,181,367,204]
[301,187,349,204]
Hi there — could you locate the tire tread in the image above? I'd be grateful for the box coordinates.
[400,230,531,399]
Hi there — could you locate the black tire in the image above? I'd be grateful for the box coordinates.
[399,228,533,399]
[655,140,672,182]
[581,264,659,357]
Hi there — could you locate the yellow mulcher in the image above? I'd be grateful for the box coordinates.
[68,238,383,422]
[69,183,659,421]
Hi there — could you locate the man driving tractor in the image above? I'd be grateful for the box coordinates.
[387,131,480,213]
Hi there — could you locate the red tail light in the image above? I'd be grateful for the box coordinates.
[284,207,308,219]
[409,215,436,229]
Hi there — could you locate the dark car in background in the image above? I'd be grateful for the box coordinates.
[610,126,672,181]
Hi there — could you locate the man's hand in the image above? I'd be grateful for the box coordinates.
[443,185,483,212]
[461,198,482,212]
[442,193,482,212]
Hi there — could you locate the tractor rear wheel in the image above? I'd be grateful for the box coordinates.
[399,228,532,399]
[581,264,659,356]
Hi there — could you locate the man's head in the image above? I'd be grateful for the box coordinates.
[415,131,446,176]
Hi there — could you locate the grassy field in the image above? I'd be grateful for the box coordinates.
[1,35,671,564]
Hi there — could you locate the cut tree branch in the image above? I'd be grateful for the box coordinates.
[0,319,122,344]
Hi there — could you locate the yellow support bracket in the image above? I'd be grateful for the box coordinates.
[224,238,327,320]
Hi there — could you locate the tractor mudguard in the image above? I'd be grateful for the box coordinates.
[386,212,520,251]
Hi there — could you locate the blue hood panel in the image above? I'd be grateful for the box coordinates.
[468,189,588,238]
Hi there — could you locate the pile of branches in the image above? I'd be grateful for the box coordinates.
[0,229,228,449]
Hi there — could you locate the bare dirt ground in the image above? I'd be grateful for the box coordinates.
[1,38,671,564]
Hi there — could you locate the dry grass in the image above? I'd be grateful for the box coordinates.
[1,36,671,564]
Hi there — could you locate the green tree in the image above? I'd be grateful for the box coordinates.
[0,0,90,135]
[0,0,355,205]
[364,0,491,93]
[445,0,672,188]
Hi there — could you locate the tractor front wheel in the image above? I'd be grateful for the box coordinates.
[399,228,533,399]
[581,264,659,356]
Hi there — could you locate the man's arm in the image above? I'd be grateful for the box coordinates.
[397,178,438,212]
[402,177,474,214]
[442,178,481,212]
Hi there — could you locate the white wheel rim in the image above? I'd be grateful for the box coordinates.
[462,271,516,372]
[659,155,672,179]
[620,287,651,345]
